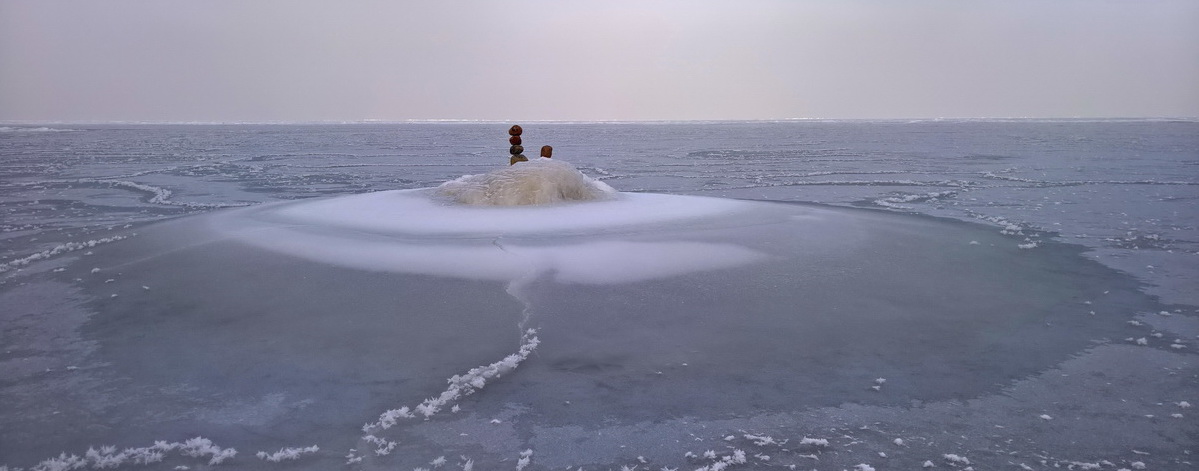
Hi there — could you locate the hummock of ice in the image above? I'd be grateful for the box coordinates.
[209,160,763,284]
[2,159,1176,470]
[435,158,616,206]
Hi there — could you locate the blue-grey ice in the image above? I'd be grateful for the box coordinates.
[1,121,1195,471]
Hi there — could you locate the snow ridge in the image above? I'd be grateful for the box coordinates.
[354,328,540,461]
[363,328,540,433]
[11,437,235,471]
[0,235,130,274]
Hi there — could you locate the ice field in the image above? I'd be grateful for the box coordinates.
[1,121,1196,470]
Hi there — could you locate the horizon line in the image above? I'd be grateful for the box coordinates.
[3,116,1197,126]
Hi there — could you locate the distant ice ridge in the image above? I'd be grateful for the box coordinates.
[0,126,77,133]
[16,179,244,209]
[874,190,958,210]
[436,158,616,206]
[91,179,240,208]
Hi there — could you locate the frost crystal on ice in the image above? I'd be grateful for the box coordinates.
[943,454,970,465]
[255,445,318,462]
[693,449,747,471]
[179,437,237,465]
[743,433,785,446]
[799,437,829,447]
[515,449,533,470]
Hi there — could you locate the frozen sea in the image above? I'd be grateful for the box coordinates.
[1,120,1196,470]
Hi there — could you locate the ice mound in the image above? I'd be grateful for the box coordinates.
[208,189,766,284]
[435,158,616,206]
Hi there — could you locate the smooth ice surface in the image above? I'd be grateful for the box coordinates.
[1,121,1195,471]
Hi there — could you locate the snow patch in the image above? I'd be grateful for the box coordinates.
[436,158,616,206]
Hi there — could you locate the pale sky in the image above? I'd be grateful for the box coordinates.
[2,0,1197,122]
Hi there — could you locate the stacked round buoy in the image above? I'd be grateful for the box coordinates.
[508,125,527,165]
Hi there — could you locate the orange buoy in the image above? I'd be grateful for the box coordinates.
[540,145,553,158]
[508,125,522,136]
